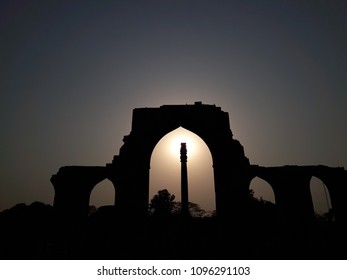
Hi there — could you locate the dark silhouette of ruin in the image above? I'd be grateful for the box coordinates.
[49,102,347,259]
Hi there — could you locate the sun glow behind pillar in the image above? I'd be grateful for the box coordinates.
[168,130,197,159]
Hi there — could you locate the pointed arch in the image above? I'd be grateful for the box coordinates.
[249,176,276,203]
[149,127,215,212]
[89,178,116,208]
[111,104,250,218]
[310,176,332,216]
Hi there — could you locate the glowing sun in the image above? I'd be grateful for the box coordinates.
[168,128,197,158]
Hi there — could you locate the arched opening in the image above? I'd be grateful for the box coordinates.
[89,179,115,210]
[247,177,279,243]
[149,127,215,216]
[310,176,333,221]
[249,177,275,204]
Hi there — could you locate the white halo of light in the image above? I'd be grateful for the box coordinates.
[168,130,197,159]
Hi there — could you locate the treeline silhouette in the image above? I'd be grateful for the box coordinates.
[0,202,55,259]
[0,191,341,260]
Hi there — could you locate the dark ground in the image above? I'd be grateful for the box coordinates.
[0,202,345,260]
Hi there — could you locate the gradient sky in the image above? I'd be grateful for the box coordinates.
[1,0,346,213]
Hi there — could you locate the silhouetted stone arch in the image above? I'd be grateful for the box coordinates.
[51,166,117,220]
[108,103,250,219]
[247,165,347,230]
[248,165,316,228]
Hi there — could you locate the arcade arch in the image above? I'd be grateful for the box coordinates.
[310,176,332,216]
[89,178,116,208]
[249,177,275,204]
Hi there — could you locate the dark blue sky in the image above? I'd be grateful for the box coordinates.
[1,0,346,211]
